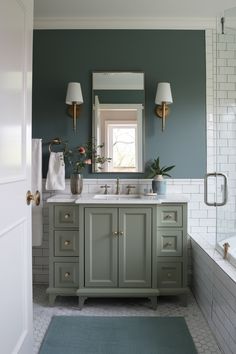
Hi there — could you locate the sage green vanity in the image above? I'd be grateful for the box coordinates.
[46,195,188,309]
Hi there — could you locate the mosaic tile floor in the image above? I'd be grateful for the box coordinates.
[33,285,221,354]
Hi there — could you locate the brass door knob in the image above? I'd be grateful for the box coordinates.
[26,190,40,206]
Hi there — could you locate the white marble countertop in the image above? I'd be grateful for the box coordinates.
[47,193,189,204]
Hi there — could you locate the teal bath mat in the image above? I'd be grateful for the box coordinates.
[39,316,197,354]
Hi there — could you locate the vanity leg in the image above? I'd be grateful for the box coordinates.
[149,296,157,310]
[78,296,87,310]
[48,294,56,306]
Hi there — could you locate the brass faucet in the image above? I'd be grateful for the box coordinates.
[115,177,120,195]
[223,242,230,259]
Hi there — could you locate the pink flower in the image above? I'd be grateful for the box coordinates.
[78,146,86,154]
[84,159,92,165]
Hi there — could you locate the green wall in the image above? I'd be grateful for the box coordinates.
[32,30,206,178]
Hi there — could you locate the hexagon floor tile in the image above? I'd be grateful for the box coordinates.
[33,285,221,354]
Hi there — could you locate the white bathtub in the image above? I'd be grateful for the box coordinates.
[217,236,236,268]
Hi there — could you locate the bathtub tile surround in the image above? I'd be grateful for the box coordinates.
[191,236,236,354]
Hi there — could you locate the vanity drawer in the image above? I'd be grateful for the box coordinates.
[54,262,79,288]
[54,205,79,228]
[157,229,183,257]
[157,262,182,288]
[157,205,183,227]
[54,231,79,257]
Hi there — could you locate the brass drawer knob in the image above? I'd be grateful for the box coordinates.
[164,214,173,220]
[64,213,70,219]
[64,240,71,246]
[64,272,70,278]
[164,242,172,247]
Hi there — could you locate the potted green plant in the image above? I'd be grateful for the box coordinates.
[148,157,175,195]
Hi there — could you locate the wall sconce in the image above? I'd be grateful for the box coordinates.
[65,82,83,131]
[155,82,173,131]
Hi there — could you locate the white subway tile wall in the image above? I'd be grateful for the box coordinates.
[214,27,236,241]
[191,28,236,354]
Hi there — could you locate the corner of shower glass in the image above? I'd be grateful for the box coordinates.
[214,7,236,266]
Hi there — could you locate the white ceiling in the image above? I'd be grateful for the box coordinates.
[33,0,236,29]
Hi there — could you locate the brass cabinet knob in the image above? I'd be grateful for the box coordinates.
[112,231,118,236]
[164,242,172,247]
[64,213,70,219]
[164,214,172,220]
[167,273,172,278]
[26,190,40,206]
[64,240,71,246]
[64,272,70,278]
[119,231,124,235]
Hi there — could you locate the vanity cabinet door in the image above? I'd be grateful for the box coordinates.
[119,208,152,288]
[84,207,118,287]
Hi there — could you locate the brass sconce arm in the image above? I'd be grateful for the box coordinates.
[155,101,170,131]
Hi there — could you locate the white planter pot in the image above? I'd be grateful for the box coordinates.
[152,175,166,195]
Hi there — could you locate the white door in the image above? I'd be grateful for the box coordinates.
[0,0,33,353]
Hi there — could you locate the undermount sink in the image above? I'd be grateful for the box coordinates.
[93,194,142,200]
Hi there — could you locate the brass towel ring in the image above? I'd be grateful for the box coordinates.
[49,138,67,153]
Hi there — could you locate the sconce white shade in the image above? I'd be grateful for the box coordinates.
[155,82,173,105]
[65,82,83,104]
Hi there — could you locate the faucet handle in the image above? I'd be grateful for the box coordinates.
[126,185,136,195]
[100,184,111,194]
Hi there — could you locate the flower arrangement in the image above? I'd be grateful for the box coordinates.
[64,140,111,174]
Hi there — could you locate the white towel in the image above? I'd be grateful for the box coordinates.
[32,139,43,247]
[45,152,65,190]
